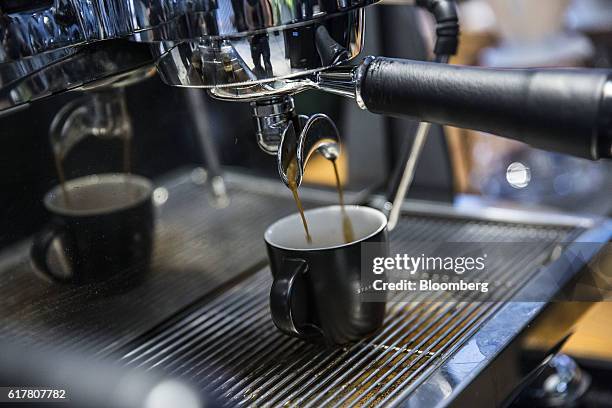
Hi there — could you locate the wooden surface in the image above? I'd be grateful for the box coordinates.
[563,302,612,361]
[523,301,612,362]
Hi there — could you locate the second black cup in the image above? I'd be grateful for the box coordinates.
[265,205,388,345]
[31,173,154,285]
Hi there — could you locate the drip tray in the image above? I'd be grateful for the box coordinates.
[0,169,312,355]
[116,213,576,407]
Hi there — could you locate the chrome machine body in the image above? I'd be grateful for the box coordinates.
[0,0,375,180]
[0,0,372,102]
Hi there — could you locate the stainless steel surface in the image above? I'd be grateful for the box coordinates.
[0,42,155,112]
[125,0,376,41]
[369,194,598,229]
[0,2,131,64]
[0,0,372,109]
[314,54,374,109]
[0,2,154,111]
[398,222,611,408]
[118,210,581,407]
[0,339,205,408]
[0,0,374,62]
[0,168,606,406]
[155,9,366,99]
[252,96,297,154]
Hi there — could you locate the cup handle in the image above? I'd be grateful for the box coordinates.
[30,223,74,283]
[270,258,321,338]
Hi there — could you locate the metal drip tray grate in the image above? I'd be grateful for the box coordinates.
[118,216,575,407]
[0,171,303,355]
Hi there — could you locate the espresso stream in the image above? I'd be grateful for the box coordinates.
[287,156,355,245]
[287,158,313,244]
[331,158,355,243]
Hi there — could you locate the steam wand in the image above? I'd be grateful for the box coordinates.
[386,0,459,230]
[185,89,230,208]
[385,0,459,231]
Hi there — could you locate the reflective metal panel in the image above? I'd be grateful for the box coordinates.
[0,0,373,64]
[125,0,376,40]
[0,0,134,64]
[0,0,371,109]
[0,41,155,112]
[154,9,364,100]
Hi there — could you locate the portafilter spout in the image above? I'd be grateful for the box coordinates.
[251,95,340,188]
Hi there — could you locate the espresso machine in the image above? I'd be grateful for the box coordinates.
[0,0,611,407]
[2,0,610,164]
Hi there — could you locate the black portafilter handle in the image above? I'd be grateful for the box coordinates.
[358,57,612,160]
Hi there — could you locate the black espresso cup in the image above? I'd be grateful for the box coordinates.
[265,205,388,345]
[31,173,154,285]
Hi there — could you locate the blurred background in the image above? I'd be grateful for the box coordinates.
[444,0,612,217]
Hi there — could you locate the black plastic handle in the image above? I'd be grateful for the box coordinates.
[359,57,612,160]
[269,258,321,339]
[30,223,74,283]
